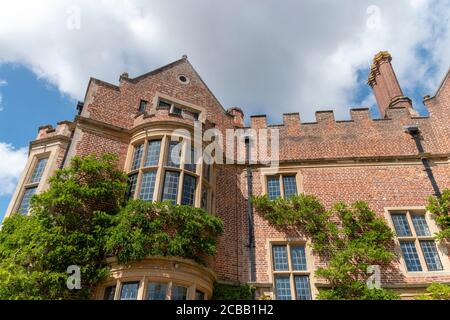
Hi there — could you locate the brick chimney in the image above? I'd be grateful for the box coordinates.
[368,51,414,118]
[227,107,244,127]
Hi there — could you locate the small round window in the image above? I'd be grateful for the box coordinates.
[177,75,189,84]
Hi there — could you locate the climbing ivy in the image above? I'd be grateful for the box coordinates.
[0,154,223,299]
[253,194,399,300]
[426,189,450,240]
[105,200,224,265]
[212,282,254,300]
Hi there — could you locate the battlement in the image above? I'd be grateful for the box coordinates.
[36,121,74,141]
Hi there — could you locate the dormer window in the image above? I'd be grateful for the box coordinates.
[139,100,148,113]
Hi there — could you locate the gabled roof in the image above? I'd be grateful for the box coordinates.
[84,56,228,114]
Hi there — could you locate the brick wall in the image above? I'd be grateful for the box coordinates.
[21,53,450,293]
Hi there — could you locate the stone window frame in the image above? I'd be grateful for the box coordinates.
[151,92,206,123]
[259,167,303,199]
[97,257,213,300]
[13,152,52,215]
[266,239,317,300]
[101,277,203,300]
[126,131,214,212]
[384,207,450,277]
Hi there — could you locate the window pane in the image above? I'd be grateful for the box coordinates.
[267,176,281,200]
[139,171,156,201]
[203,154,211,181]
[103,285,116,300]
[29,158,48,183]
[181,174,196,206]
[172,106,182,115]
[161,171,179,204]
[400,241,422,272]
[294,276,312,300]
[120,282,139,300]
[201,186,208,210]
[282,176,297,199]
[166,141,181,168]
[18,187,37,214]
[272,245,289,271]
[139,100,147,113]
[131,144,144,170]
[146,283,167,300]
[391,214,412,237]
[171,285,187,300]
[144,140,161,167]
[184,147,197,173]
[420,240,443,271]
[158,100,171,108]
[126,174,138,200]
[195,290,205,300]
[411,215,431,237]
[274,275,291,300]
[290,246,307,271]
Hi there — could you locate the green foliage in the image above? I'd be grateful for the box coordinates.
[105,200,223,265]
[416,283,450,300]
[253,194,399,300]
[0,154,223,299]
[426,189,450,240]
[212,283,253,300]
[0,154,127,299]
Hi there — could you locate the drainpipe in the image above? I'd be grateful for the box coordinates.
[404,125,441,197]
[245,137,257,291]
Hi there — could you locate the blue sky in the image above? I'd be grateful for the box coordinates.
[0,0,449,221]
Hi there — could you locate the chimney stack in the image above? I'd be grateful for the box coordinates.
[368,51,414,118]
[227,107,245,127]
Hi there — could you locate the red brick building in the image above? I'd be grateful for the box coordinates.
[5,51,450,299]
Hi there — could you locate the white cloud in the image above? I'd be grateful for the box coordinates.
[0,0,449,122]
[0,143,28,196]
